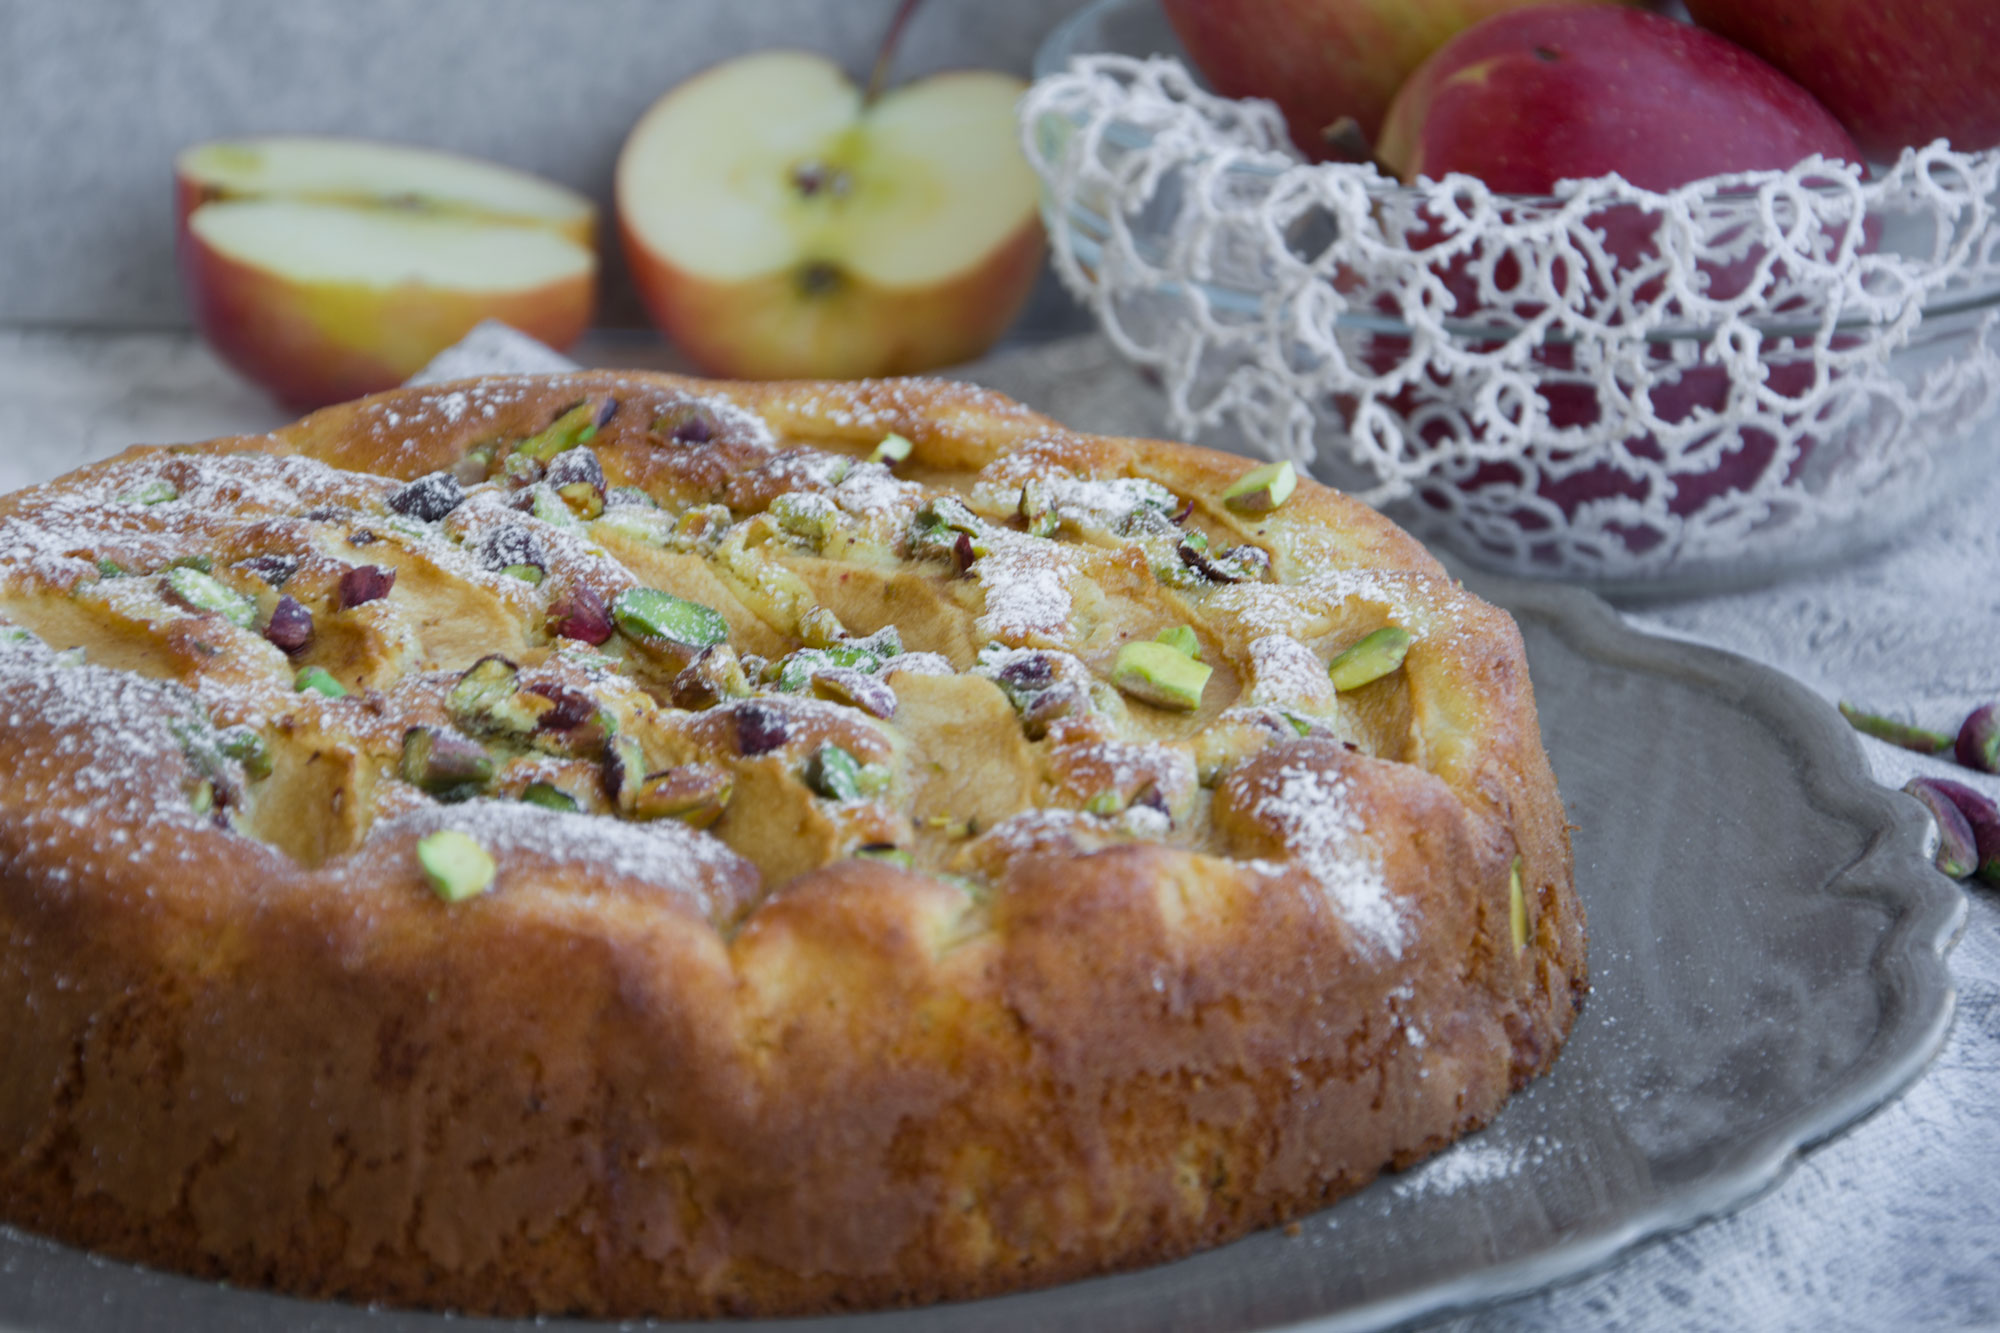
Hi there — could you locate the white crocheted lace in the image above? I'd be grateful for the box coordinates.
[1021,55,2000,584]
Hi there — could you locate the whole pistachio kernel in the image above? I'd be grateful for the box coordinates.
[399,726,495,798]
[1155,624,1201,660]
[294,665,347,699]
[1111,640,1213,712]
[1956,703,2000,775]
[870,432,914,465]
[417,829,497,903]
[612,587,729,650]
[1220,460,1297,515]
[1509,856,1529,952]
[161,567,257,629]
[1328,626,1412,692]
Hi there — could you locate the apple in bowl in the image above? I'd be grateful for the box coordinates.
[177,137,597,409]
[616,51,1045,380]
[1360,5,1862,559]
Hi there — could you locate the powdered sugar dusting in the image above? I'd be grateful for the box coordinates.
[1252,761,1404,955]
[974,536,1076,643]
[1246,634,1336,710]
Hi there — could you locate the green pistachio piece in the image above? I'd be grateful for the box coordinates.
[515,398,611,464]
[293,665,347,698]
[592,507,675,545]
[806,743,864,802]
[119,479,177,506]
[162,567,256,629]
[1328,626,1412,691]
[602,734,649,813]
[189,778,216,815]
[502,452,543,484]
[1181,529,1210,553]
[399,726,495,797]
[520,782,580,813]
[1085,790,1123,816]
[853,843,913,868]
[165,554,214,573]
[528,485,580,530]
[630,765,733,827]
[870,432,913,465]
[1155,624,1201,660]
[771,492,842,547]
[218,727,272,780]
[1111,641,1212,712]
[502,562,546,586]
[95,559,127,579]
[1220,460,1297,514]
[612,587,730,650]
[417,829,497,903]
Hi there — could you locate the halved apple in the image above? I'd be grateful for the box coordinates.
[176,137,597,409]
[616,52,1045,381]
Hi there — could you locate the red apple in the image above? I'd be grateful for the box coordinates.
[1160,0,1641,161]
[176,138,597,410]
[1366,7,1863,567]
[1377,6,1859,192]
[616,51,1045,381]
[1686,0,2000,160]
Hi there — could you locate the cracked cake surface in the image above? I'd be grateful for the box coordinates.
[0,371,1584,1316]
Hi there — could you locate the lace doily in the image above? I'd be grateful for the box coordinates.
[1021,55,2000,584]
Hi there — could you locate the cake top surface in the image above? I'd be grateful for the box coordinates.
[0,371,1522,960]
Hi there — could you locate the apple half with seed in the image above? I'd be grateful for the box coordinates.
[616,51,1045,380]
[177,137,598,409]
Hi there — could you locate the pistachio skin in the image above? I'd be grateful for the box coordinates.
[1957,704,2000,774]
[1905,777,1980,880]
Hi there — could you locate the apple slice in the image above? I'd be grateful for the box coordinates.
[616,51,1044,380]
[176,137,597,409]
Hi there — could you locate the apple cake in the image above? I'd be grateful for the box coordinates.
[0,372,1584,1316]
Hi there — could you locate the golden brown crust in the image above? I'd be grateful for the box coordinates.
[0,371,1582,1316]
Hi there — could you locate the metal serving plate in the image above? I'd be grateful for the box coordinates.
[0,576,1964,1332]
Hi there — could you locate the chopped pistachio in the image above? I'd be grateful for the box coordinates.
[452,443,497,485]
[446,656,548,736]
[612,587,730,650]
[119,479,177,506]
[1220,460,1297,514]
[515,397,615,464]
[870,432,913,465]
[806,743,864,801]
[1838,702,1952,755]
[771,491,842,547]
[671,644,753,710]
[630,765,732,827]
[1278,709,1317,738]
[1180,529,1210,554]
[399,726,495,797]
[1155,624,1201,660]
[502,562,546,586]
[520,782,580,813]
[593,507,674,545]
[263,595,314,653]
[218,727,272,780]
[798,606,846,649]
[1509,856,1529,952]
[417,829,496,903]
[294,665,347,698]
[1085,790,1124,816]
[189,778,216,815]
[810,666,898,719]
[165,554,214,574]
[602,734,649,812]
[95,559,126,579]
[1328,626,1412,692]
[1111,640,1212,712]
[502,452,543,485]
[162,567,256,629]
[853,843,913,868]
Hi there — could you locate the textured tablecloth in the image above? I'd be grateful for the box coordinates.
[1,324,1995,1332]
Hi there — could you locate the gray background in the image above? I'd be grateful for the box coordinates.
[0,0,1088,330]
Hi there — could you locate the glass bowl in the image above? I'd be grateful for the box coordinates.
[1025,0,2000,594]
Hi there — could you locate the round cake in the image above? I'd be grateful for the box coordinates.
[0,372,1584,1317]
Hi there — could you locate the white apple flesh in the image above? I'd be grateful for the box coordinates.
[176,137,597,409]
[616,51,1045,380]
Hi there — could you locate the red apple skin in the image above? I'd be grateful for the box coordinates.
[1377,5,1860,193]
[177,212,595,411]
[620,215,1046,382]
[1161,0,1640,160]
[1686,0,2000,159]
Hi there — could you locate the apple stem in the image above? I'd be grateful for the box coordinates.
[863,0,926,108]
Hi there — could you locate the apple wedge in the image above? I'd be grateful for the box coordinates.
[176,137,597,409]
[616,51,1045,381]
